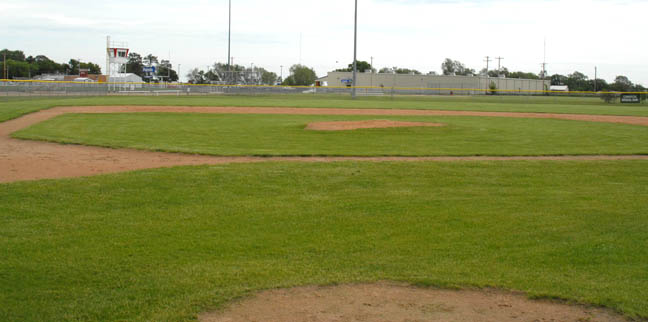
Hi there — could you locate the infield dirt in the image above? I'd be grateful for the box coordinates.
[199,283,627,322]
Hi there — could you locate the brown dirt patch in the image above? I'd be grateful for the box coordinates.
[199,282,627,322]
[1,105,647,183]
[305,120,444,131]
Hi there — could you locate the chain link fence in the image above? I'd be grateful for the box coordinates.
[1,80,647,103]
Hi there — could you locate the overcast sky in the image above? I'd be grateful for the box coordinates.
[2,0,647,85]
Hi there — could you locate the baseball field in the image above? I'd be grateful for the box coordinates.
[1,94,647,321]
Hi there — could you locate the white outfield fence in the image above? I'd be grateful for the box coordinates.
[0,79,647,101]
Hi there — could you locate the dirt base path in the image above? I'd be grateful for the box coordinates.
[199,283,627,322]
[1,105,648,183]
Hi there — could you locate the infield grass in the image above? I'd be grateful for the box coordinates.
[1,161,647,321]
[1,94,648,123]
[14,112,648,156]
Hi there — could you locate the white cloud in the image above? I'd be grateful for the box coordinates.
[2,0,647,85]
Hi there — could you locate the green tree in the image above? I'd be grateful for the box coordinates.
[186,68,206,84]
[441,58,475,76]
[336,60,373,73]
[157,60,178,82]
[33,55,65,75]
[283,64,317,86]
[610,75,633,92]
[68,59,81,75]
[80,62,101,74]
[564,71,590,91]
[126,53,144,77]
[0,49,26,61]
[395,68,421,75]
[143,54,158,66]
[4,60,31,78]
[259,68,278,85]
[508,71,539,80]
[550,74,568,85]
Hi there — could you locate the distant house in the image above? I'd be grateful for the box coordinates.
[550,85,569,92]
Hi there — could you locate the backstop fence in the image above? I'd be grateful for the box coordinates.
[1,79,647,101]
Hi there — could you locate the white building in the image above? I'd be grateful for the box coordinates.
[108,73,143,89]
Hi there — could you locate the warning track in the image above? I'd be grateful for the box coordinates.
[1,106,647,183]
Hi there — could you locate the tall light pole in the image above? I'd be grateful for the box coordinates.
[280,65,283,84]
[352,0,358,99]
[227,0,232,70]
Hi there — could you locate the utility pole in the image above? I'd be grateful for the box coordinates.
[484,56,492,73]
[496,56,504,72]
[3,53,6,79]
[594,66,598,92]
[352,0,358,99]
[280,65,283,84]
[178,64,181,83]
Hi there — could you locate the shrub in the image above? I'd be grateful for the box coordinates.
[599,92,617,104]
[488,81,497,95]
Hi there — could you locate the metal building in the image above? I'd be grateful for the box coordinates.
[318,71,550,95]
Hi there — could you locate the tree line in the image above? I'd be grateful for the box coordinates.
[185,63,317,86]
[1,49,101,79]
[3,48,645,91]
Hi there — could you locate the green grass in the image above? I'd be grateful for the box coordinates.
[14,113,648,156]
[1,94,648,123]
[1,161,647,321]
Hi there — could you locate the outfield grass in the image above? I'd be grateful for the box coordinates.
[14,113,648,156]
[1,94,648,123]
[1,161,647,321]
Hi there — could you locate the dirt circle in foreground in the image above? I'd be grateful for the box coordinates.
[305,120,445,131]
[199,283,625,322]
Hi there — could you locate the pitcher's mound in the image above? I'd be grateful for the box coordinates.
[305,120,444,131]
[199,283,625,322]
